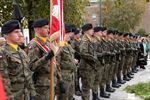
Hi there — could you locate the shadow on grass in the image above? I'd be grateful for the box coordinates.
[124,82,150,100]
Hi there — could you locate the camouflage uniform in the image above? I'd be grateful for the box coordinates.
[117,40,126,82]
[92,36,103,94]
[0,44,36,100]
[28,36,52,100]
[79,35,97,100]
[56,43,76,100]
[71,38,82,95]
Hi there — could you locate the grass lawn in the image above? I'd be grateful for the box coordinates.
[124,82,150,100]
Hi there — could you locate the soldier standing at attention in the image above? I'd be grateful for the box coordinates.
[56,25,77,100]
[28,19,54,100]
[0,20,36,100]
[92,26,104,100]
[71,29,82,96]
[80,23,98,100]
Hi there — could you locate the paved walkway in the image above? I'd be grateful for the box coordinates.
[75,59,150,100]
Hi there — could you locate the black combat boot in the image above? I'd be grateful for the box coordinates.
[123,75,131,81]
[75,84,82,96]
[106,84,115,92]
[112,79,121,88]
[117,76,126,84]
[100,87,110,98]
[127,73,134,78]
[75,77,82,96]
[92,92,101,100]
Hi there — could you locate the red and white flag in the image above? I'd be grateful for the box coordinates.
[0,75,7,100]
[50,0,65,44]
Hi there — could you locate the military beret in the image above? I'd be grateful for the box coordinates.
[101,27,107,31]
[65,24,77,33]
[123,32,129,37]
[107,29,113,35]
[94,27,103,32]
[1,20,21,35]
[118,32,123,36]
[113,30,118,35]
[82,23,93,32]
[33,19,49,28]
[74,29,80,35]
[65,24,72,33]
[70,24,76,33]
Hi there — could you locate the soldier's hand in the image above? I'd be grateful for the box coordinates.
[45,49,54,60]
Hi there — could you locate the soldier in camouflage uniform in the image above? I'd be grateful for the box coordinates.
[28,19,54,100]
[104,30,116,93]
[110,31,121,88]
[0,20,36,100]
[56,25,77,100]
[79,23,98,100]
[71,29,82,96]
[91,26,105,100]
[99,27,111,98]
[122,33,132,81]
[116,32,126,84]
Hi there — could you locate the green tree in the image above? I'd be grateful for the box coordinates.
[138,28,147,36]
[102,0,146,32]
[63,0,89,27]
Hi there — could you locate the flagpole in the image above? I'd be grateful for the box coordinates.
[50,0,55,100]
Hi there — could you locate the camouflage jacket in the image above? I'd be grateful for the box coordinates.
[0,44,36,100]
[79,35,97,70]
[28,37,51,86]
[56,43,76,72]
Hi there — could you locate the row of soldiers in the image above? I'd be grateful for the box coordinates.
[0,19,141,100]
[66,23,141,100]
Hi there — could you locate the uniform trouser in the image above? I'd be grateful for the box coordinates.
[127,56,133,73]
[112,61,119,81]
[57,70,74,100]
[107,62,115,84]
[80,69,96,100]
[117,56,125,78]
[92,63,103,93]
[100,64,108,89]
[123,55,129,75]
[35,86,50,100]
[75,67,81,89]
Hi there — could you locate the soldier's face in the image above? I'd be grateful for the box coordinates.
[5,29,21,44]
[87,29,94,36]
[39,25,49,37]
[97,31,102,37]
[18,34,25,45]
[102,30,107,36]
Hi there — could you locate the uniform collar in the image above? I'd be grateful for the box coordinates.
[85,34,92,41]
[35,35,47,44]
[7,43,18,51]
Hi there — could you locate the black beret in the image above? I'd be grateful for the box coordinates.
[70,24,76,33]
[65,24,72,33]
[118,32,123,36]
[74,29,80,35]
[1,20,21,35]
[33,19,49,28]
[107,29,113,35]
[101,27,107,31]
[94,27,103,32]
[82,23,93,32]
[123,32,129,37]
[113,30,118,35]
